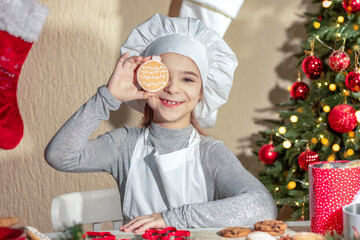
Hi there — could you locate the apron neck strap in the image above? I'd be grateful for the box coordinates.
[142,125,201,147]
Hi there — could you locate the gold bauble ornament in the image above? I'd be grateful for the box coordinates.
[355,110,360,122]
[278,126,287,134]
[290,115,298,123]
[323,105,331,112]
[349,131,355,138]
[338,16,345,23]
[322,0,332,8]
[313,21,321,29]
[347,149,354,156]
[332,144,340,152]
[311,138,318,144]
[329,84,337,91]
[327,154,335,162]
[321,138,329,146]
[287,181,296,190]
[283,140,292,149]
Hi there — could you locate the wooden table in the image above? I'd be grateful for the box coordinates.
[46,221,310,240]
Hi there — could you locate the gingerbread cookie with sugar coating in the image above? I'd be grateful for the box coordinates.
[137,56,169,92]
[291,232,325,240]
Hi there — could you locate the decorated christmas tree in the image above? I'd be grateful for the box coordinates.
[255,0,360,220]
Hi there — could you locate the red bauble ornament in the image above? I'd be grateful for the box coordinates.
[345,70,360,92]
[298,149,319,171]
[302,55,323,79]
[259,144,279,164]
[290,82,310,100]
[343,0,360,13]
[328,104,357,133]
[329,50,350,71]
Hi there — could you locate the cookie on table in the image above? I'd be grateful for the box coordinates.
[254,220,287,232]
[220,227,252,238]
[245,231,276,240]
[291,232,325,240]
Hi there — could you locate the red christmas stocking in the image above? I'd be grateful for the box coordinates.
[0,0,49,149]
[0,31,33,149]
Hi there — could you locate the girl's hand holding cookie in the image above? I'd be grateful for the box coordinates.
[107,52,154,102]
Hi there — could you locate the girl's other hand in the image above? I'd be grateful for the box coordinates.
[107,52,154,102]
[119,212,166,234]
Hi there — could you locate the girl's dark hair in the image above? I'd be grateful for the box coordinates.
[139,103,208,136]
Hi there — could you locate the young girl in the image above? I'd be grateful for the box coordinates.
[45,14,277,233]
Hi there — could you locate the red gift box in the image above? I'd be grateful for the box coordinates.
[309,161,360,235]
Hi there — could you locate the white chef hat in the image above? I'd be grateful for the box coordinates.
[121,13,238,128]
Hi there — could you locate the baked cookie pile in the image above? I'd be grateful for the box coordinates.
[219,220,326,239]
[219,220,288,238]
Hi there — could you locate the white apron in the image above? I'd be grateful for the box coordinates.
[122,127,208,221]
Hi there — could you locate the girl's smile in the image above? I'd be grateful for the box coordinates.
[160,98,184,107]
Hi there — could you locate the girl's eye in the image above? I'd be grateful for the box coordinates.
[183,78,194,82]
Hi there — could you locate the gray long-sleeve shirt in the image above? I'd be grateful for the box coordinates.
[45,86,277,228]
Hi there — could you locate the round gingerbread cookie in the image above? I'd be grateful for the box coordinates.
[220,227,252,238]
[254,220,287,232]
[291,232,325,240]
[136,56,169,92]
